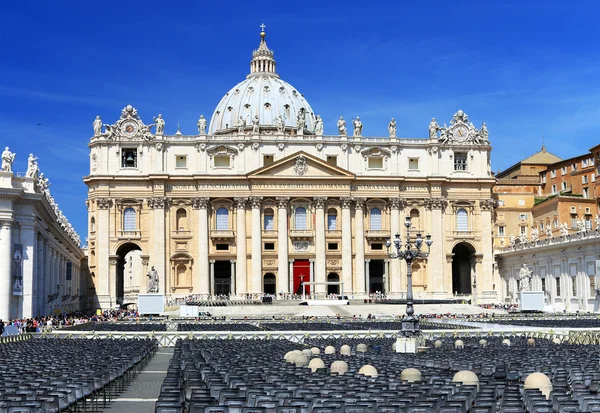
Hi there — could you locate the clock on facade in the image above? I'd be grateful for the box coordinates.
[452,125,469,141]
[121,121,138,137]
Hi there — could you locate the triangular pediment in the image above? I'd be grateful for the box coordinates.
[247,151,355,179]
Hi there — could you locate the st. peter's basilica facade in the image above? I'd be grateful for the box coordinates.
[84,29,496,309]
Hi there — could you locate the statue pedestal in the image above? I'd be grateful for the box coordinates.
[520,291,545,312]
[138,294,165,315]
[395,335,425,353]
[179,305,199,317]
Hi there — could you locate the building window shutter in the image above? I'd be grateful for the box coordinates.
[123,208,136,231]
[370,208,382,230]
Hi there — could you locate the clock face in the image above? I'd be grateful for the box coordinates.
[453,125,469,141]
[121,121,137,137]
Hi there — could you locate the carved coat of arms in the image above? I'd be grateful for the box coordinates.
[294,155,308,176]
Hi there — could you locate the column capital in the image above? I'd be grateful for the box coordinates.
[230,259,236,264]
[209,260,216,264]
[96,198,113,209]
[389,197,406,210]
[276,196,290,209]
[313,197,327,209]
[109,255,119,266]
[148,197,170,209]
[191,197,210,209]
[365,259,371,263]
[309,259,315,263]
[424,197,448,210]
[234,197,248,209]
[480,199,497,211]
[289,259,295,263]
[250,196,263,209]
[354,197,366,210]
[340,197,353,209]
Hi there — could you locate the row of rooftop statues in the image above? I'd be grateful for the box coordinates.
[92,106,489,142]
[1,147,81,247]
[508,217,600,247]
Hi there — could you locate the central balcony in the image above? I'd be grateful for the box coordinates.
[172,230,192,239]
[366,230,390,240]
[289,229,315,240]
[117,230,142,240]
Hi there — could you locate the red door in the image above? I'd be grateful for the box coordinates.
[293,260,310,295]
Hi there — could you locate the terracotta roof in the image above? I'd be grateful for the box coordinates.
[520,145,562,164]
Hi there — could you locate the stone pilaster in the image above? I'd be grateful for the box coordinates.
[314,196,327,295]
[230,260,236,296]
[96,198,112,309]
[209,260,215,295]
[425,197,447,297]
[389,197,402,295]
[148,197,169,294]
[20,221,36,318]
[354,197,366,295]
[276,197,290,293]
[250,196,263,293]
[234,197,247,295]
[0,221,12,320]
[192,197,210,294]
[340,197,353,296]
[479,199,495,296]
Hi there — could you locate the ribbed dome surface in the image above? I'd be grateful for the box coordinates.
[208,30,316,135]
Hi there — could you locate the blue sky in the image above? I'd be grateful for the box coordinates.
[1,0,599,243]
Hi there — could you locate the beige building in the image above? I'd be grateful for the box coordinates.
[84,30,497,309]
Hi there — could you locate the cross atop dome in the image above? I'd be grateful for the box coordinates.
[249,23,277,77]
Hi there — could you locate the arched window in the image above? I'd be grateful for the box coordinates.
[456,208,468,232]
[370,207,382,230]
[216,207,229,230]
[264,208,274,230]
[123,208,136,231]
[327,208,337,231]
[295,207,307,230]
[176,208,187,230]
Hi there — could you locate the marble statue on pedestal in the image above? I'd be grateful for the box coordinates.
[429,118,440,139]
[559,222,569,236]
[26,153,39,178]
[237,116,246,134]
[388,118,397,137]
[197,115,207,135]
[352,117,363,137]
[518,232,528,245]
[275,115,284,133]
[531,227,539,242]
[1,147,15,172]
[314,115,323,135]
[37,173,49,191]
[508,234,516,247]
[518,264,532,292]
[595,214,600,230]
[153,114,165,135]
[252,115,260,134]
[337,117,347,135]
[296,109,306,134]
[147,266,159,293]
[481,122,489,141]
[93,116,103,137]
[576,219,586,232]
[545,226,553,239]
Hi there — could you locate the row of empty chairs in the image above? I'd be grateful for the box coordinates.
[178,324,263,332]
[154,336,600,412]
[476,318,600,328]
[260,320,473,331]
[64,322,168,331]
[0,337,157,412]
[185,301,264,307]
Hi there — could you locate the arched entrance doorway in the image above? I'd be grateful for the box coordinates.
[327,273,340,295]
[116,243,142,306]
[452,243,474,295]
[263,273,276,294]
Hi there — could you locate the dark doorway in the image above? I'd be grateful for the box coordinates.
[293,260,310,295]
[116,243,142,306]
[327,273,340,295]
[263,273,276,294]
[452,243,473,294]
[368,260,385,294]
[214,261,231,295]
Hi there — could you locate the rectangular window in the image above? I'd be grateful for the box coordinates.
[541,175,546,184]
[582,159,588,167]
[371,243,383,250]
[572,163,577,171]
[592,173,595,182]
[327,242,338,251]
[519,213,527,221]
[561,166,567,175]
[497,200,505,206]
[541,278,546,292]
[327,213,337,231]
[583,188,589,198]
[556,277,561,296]
[540,222,544,230]
[571,215,577,228]
[264,242,275,250]
[408,158,419,170]
[121,149,137,168]
[561,182,567,191]
[368,157,383,169]
[175,155,187,168]
[216,244,229,251]
[585,217,592,230]
[498,226,505,236]
[66,262,72,281]
[572,277,577,296]
[214,155,231,168]
[456,210,468,232]
[263,155,274,166]
[551,184,557,194]
[520,226,526,235]
[326,156,337,166]
[550,170,556,178]
[454,153,467,171]
[582,175,588,184]
[518,199,525,206]
[264,214,274,230]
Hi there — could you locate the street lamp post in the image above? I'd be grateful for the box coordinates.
[386,216,432,337]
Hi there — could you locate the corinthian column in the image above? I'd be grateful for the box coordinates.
[96,198,112,309]
[425,197,447,297]
[192,197,210,294]
[340,197,353,296]
[354,198,366,295]
[314,197,327,295]
[389,197,402,296]
[234,197,248,295]
[149,197,168,294]
[250,196,263,293]
[276,197,290,294]
[0,221,13,321]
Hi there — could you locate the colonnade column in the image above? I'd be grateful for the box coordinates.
[389,198,402,295]
[288,259,294,295]
[96,198,112,308]
[276,197,290,294]
[109,256,118,306]
[149,197,167,294]
[365,259,371,295]
[354,198,366,295]
[209,260,215,295]
[428,198,447,297]
[340,197,353,296]
[36,236,44,317]
[250,197,263,293]
[314,197,327,295]
[193,197,210,295]
[479,199,495,296]
[234,198,248,295]
[309,259,315,295]
[230,260,236,296]
[384,259,390,294]
[21,221,36,318]
[0,221,13,321]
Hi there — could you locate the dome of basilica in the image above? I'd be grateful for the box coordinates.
[208,30,316,135]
